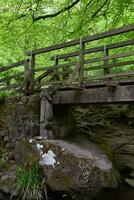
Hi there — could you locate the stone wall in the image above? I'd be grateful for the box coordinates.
[0,94,40,147]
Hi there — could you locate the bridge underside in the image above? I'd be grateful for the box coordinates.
[52,82,134,104]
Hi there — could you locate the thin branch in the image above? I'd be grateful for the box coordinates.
[33,0,81,21]
[91,0,109,18]
[84,0,93,12]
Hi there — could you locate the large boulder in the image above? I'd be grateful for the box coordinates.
[15,137,119,199]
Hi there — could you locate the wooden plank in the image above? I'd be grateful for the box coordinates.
[0,59,27,73]
[84,51,134,64]
[27,24,134,56]
[36,51,134,77]
[84,60,134,71]
[84,70,134,81]
[51,39,134,60]
[19,71,31,91]
[35,51,134,77]
[35,70,53,83]
[52,85,134,104]
[0,83,20,92]
[0,72,24,83]
[35,61,75,72]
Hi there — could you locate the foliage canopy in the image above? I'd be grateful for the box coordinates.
[0,0,133,65]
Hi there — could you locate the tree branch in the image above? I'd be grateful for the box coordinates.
[91,0,109,18]
[33,0,81,21]
[84,0,93,12]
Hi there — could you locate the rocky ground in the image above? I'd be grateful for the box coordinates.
[0,96,134,199]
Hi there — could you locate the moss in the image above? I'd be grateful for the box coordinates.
[17,139,39,168]
[89,133,115,164]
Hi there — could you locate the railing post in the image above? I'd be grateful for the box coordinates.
[78,37,85,85]
[29,54,35,92]
[104,47,111,75]
[24,59,30,93]
[52,56,59,82]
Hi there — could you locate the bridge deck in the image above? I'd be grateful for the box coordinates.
[52,82,134,104]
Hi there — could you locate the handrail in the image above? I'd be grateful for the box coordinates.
[0,24,134,94]
[0,59,28,73]
[27,23,134,56]
[50,39,134,60]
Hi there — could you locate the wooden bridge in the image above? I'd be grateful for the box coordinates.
[0,23,134,104]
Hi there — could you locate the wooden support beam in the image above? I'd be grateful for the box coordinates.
[29,54,35,92]
[52,85,134,104]
[40,89,54,139]
[103,47,110,75]
[78,38,85,85]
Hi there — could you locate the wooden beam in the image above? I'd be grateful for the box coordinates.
[84,70,134,81]
[84,60,134,71]
[0,59,27,73]
[51,39,134,60]
[29,55,35,92]
[52,85,134,104]
[0,72,24,83]
[0,83,20,92]
[78,38,85,85]
[84,51,134,64]
[35,61,75,72]
[27,24,134,56]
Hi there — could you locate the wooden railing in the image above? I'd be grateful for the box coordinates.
[0,23,134,94]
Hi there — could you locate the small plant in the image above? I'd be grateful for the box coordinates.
[14,165,47,200]
[0,151,9,167]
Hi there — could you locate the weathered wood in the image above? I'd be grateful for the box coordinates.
[84,70,134,81]
[29,54,35,92]
[35,69,53,83]
[0,72,24,83]
[35,51,134,80]
[103,48,111,76]
[51,39,134,60]
[84,60,134,71]
[40,89,54,139]
[23,59,30,92]
[0,83,20,92]
[27,24,134,56]
[0,59,27,73]
[19,71,31,92]
[52,56,60,81]
[84,51,134,64]
[52,85,134,104]
[78,38,85,85]
[35,61,76,72]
